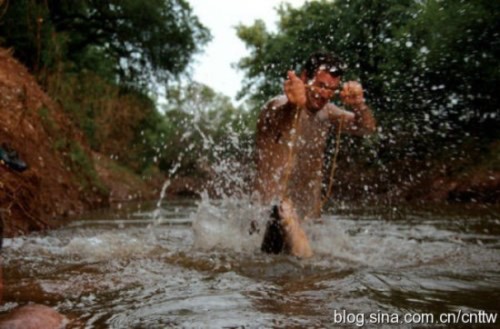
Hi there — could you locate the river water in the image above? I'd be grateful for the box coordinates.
[1,197,499,328]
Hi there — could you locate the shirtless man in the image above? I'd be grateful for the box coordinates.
[254,51,376,258]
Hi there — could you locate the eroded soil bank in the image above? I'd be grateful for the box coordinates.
[0,48,161,237]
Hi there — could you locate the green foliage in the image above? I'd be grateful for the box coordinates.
[0,1,54,71]
[37,106,108,195]
[38,106,56,133]
[0,0,211,86]
[68,141,106,191]
[48,68,167,174]
[159,82,249,177]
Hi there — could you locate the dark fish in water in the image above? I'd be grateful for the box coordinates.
[261,198,313,258]
[261,204,285,254]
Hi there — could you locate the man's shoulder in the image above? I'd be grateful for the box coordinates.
[316,102,342,120]
[261,95,288,112]
[257,95,288,129]
[322,102,342,113]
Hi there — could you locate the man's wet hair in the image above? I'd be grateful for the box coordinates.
[303,51,347,80]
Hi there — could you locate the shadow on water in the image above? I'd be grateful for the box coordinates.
[1,199,499,328]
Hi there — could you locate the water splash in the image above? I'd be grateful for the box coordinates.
[191,191,264,253]
[152,179,171,223]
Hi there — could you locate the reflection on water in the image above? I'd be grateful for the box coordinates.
[1,198,499,328]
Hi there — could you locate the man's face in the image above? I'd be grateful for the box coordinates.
[305,70,340,112]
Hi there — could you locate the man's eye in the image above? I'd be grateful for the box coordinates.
[319,84,334,92]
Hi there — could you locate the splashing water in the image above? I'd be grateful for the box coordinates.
[191,191,265,253]
[150,113,259,251]
[152,179,171,223]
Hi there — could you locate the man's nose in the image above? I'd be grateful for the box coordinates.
[319,88,334,98]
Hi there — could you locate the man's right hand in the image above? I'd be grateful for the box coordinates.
[284,71,307,108]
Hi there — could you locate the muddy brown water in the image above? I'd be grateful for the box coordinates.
[1,198,499,328]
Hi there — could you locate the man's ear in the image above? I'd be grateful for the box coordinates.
[300,70,308,83]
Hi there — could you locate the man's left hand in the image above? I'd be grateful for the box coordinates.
[340,81,365,107]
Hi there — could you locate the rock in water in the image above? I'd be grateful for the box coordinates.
[0,304,67,329]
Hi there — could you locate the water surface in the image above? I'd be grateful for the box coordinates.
[1,198,499,328]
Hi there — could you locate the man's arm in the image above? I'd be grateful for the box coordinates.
[331,81,376,136]
[254,97,296,203]
[343,102,376,136]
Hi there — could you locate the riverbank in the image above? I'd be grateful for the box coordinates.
[0,48,162,237]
